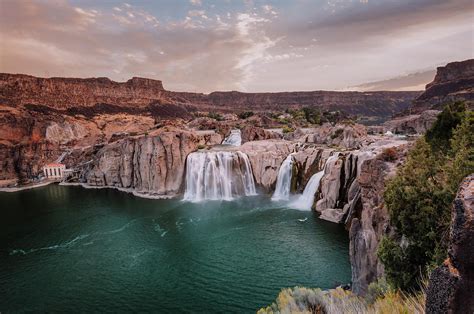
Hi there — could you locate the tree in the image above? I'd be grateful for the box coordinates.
[378,104,473,291]
[425,101,466,152]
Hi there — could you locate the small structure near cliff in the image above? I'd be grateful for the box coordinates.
[426,174,474,313]
[42,163,66,179]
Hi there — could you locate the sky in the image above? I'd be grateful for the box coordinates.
[0,0,473,92]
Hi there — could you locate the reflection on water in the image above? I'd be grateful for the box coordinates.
[0,184,351,312]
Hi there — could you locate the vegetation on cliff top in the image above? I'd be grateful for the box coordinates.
[258,284,425,314]
[379,102,474,291]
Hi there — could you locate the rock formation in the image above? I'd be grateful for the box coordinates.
[240,126,282,143]
[426,175,474,313]
[408,59,474,114]
[383,109,440,134]
[295,123,367,149]
[240,140,296,192]
[1,73,419,121]
[85,128,222,198]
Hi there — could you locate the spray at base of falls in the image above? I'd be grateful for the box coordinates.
[222,129,242,146]
[272,154,295,201]
[290,152,340,210]
[183,151,256,202]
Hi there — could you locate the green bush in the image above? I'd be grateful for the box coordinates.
[426,101,466,151]
[238,111,254,119]
[330,128,344,139]
[208,112,223,121]
[282,125,295,133]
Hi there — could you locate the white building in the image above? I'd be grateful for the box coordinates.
[43,163,66,179]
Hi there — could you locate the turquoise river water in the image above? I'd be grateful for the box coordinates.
[0,184,350,313]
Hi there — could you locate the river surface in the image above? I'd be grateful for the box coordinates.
[0,185,350,313]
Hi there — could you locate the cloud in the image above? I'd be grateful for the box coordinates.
[190,0,202,6]
[0,0,277,92]
[0,0,472,92]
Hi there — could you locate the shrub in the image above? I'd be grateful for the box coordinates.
[330,128,344,139]
[282,125,295,133]
[302,107,322,125]
[197,144,206,149]
[426,101,466,151]
[381,147,397,162]
[208,112,223,121]
[238,111,254,119]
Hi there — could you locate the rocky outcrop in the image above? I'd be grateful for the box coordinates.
[240,140,296,192]
[240,126,282,143]
[0,141,61,183]
[84,128,222,197]
[426,175,474,313]
[408,59,474,114]
[383,109,440,134]
[296,123,367,149]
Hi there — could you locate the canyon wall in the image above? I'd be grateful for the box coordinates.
[0,73,419,121]
[408,59,474,114]
[84,128,222,198]
[426,175,474,313]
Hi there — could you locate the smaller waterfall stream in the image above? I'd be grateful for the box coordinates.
[290,171,324,210]
[222,129,242,146]
[183,151,256,202]
[271,154,295,201]
[290,152,340,210]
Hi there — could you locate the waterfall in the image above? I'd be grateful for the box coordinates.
[272,154,295,201]
[222,129,242,146]
[290,170,324,210]
[290,152,340,210]
[183,151,256,202]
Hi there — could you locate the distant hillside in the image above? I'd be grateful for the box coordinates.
[0,73,420,122]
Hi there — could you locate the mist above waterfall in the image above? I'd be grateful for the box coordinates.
[183,151,256,202]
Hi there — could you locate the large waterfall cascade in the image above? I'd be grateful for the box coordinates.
[222,129,242,146]
[271,153,295,201]
[290,153,340,210]
[183,151,256,202]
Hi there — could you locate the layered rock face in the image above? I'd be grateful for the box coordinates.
[0,74,165,109]
[85,128,222,197]
[426,175,474,313]
[171,90,420,120]
[1,73,419,121]
[409,59,474,114]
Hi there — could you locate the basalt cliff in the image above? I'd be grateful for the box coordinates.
[0,73,419,120]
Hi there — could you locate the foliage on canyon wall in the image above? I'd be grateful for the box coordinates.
[378,102,474,291]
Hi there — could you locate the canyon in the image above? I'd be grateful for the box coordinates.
[1,59,472,302]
